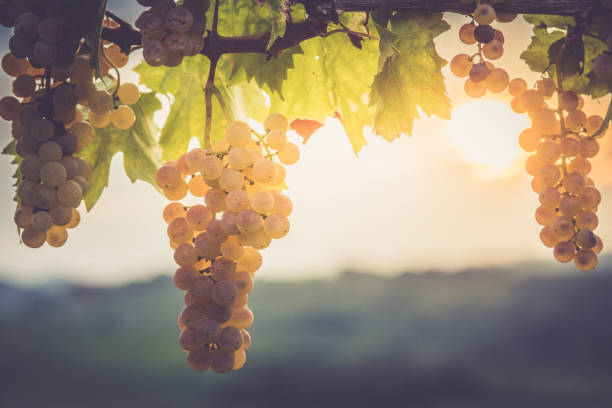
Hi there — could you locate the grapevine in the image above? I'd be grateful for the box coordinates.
[1,0,612,374]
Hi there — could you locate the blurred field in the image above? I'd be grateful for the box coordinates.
[1,260,612,407]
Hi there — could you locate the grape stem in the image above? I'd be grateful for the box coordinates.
[554,41,568,177]
[204,0,222,150]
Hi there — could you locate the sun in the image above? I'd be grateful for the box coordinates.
[448,100,530,172]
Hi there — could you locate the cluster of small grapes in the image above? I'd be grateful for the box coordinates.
[135,0,208,67]
[0,4,141,247]
[157,113,299,373]
[451,3,516,97]
[512,79,605,270]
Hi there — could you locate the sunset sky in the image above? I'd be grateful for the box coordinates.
[0,4,611,285]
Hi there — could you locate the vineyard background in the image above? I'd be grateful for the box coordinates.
[2,0,612,405]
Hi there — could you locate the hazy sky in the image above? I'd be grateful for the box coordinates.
[0,6,611,284]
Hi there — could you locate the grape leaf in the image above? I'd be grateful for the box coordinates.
[521,15,610,98]
[290,118,324,143]
[520,25,564,74]
[135,55,267,161]
[369,12,451,140]
[1,139,22,203]
[267,0,288,49]
[268,29,380,154]
[78,92,162,210]
[338,12,369,34]
[225,46,303,97]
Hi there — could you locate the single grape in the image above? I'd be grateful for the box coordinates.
[31,210,53,232]
[226,190,250,213]
[117,82,140,105]
[174,243,198,267]
[553,241,575,263]
[565,110,587,132]
[197,155,223,180]
[46,225,67,247]
[581,187,601,210]
[536,78,556,98]
[535,206,556,226]
[551,215,574,239]
[14,206,33,228]
[185,276,214,307]
[212,280,239,307]
[20,155,42,180]
[40,161,67,188]
[464,78,487,98]
[219,168,244,193]
[246,228,271,249]
[194,233,221,260]
[458,23,476,45]
[174,266,199,290]
[180,328,202,351]
[210,350,235,374]
[237,247,263,274]
[224,306,254,330]
[168,217,194,243]
[485,67,508,92]
[22,225,46,248]
[450,53,473,78]
[563,172,586,195]
[205,188,228,212]
[474,25,494,44]
[187,348,211,371]
[576,211,598,230]
[110,105,136,130]
[508,78,527,97]
[211,257,237,282]
[196,319,222,343]
[560,137,580,158]
[226,121,251,147]
[568,157,591,176]
[474,4,496,25]
[574,249,598,271]
[559,194,581,217]
[56,179,82,207]
[483,40,504,60]
[233,270,254,295]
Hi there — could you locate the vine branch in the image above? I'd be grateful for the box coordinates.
[204,0,222,149]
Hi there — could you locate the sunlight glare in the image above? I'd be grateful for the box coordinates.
[448,100,529,172]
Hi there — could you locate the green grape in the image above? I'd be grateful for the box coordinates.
[174,242,198,267]
[540,226,561,248]
[38,141,62,163]
[485,68,508,92]
[164,202,186,224]
[0,96,21,121]
[31,210,53,232]
[252,158,275,183]
[117,83,140,105]
[197,155,223,180]
[185,276,214,307]
[576,228,597,249]
[483,40,504,60]
[56,179,82,207]
[212,280,239,307]
[535,206,556,226]
[464,78,486,98]
[12,74,35,97]
[202,302,232,323]
[220,237,244,261]
[205,187,227,213]
[508,78,527,97]
[225,121,251,147]
[521,90,544,112]
[187,348,211,371]
[536,78,556,99]
[226,190,250,213]
[568,157,591,176]
[218,168,244,193]
[574,249,598,271]
[474,4,496,25]
[579,138,599,158]
[14,206,33,228]
[551,215,574,239]
[246,227,271,250]
[185,204,212,231]
[211,257,237,281]
[180,328,202,351]
[168,217,194,243]
[30,118,54,142]
[237,247,262,274]
[233,351,246,370]
[558,195,581,217]
[21,225,46,248]
[218,326,243,352]
[220,211,241,236]
[156,164,182,189]
[458,23,476,45]
[110,105,136,130]
[224,306,253,330]
[180,305,206,328]
[559,91,579,111]
[210,350,235,374]
[46,225,67,247]
[249,191,274,214]
[560,137,580,158]
[266,130,287,151]
[537,164,560,187]
[228,146,252,170]
[576,211,598,230]
[88,90,113,115]
[33,184,56,209]
[264,113,288,132]
[565,110,587,132]
[174,266,199,290]
[40,161,67,188]
[233,270,253,296]
[263,213,290,239]
[580,187,601,210]
[196,319,222,343]
[563,172,586,195]
[538,186,560,208]
[194,233,221,260]
[553,241,575,263]
[19,155,42,180]
[206,219,229,243]
[235,209,262,234]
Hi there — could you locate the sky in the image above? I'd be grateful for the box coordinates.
[0,6,611,285]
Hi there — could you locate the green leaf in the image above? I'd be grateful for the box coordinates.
[226,46,303,97]
[268,29,380,154]
[267,0,288,49]
[524,14,574,30]
[521,26,564,74]
[369,12,451,140]
[338,12,369,34]
[78,93,162,210]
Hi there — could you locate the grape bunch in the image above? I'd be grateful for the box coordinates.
[513,82,605,270]
[0,3,141,248]
[450,3,516,97]
[135,0,209,67]
[157,113,299,373]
